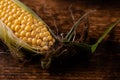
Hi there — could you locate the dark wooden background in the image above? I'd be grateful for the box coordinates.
[0,0,120,80]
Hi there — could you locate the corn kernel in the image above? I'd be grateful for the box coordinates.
[12,8,17,13]
[37,39,42,45]
[15,25,20,32]
[7,22,11,27]
[4,20,8,24]
[4,14,9,19]
[38,21,44,25]
[43,37,48,41]
[20,31,26,36]
[26,32,31,37]
[49,41,54,46]
[8,16,13,21]
[14,32,20,37]
[27,38,32,43]
[25,25,32,32]
[32,38,36,45]
[14,19,20,25]
[8,1,12,4]
[42,46,49,51]
[22,37,27,42]
[41,42,46,47]
[35,27,41,32]
[38,33,43,39]
[47,36,53,41]
[10,24,15,31]
[31,31,36,37]
[21,19,26,24]
[21,24,26,29]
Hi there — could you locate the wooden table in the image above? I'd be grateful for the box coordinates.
[0,0,120,79]
[0,42,120,80]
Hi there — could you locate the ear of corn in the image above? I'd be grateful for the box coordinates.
[0,0,56,58]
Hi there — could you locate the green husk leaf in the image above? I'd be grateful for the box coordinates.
[0,20,44,59]
[91,19,120,53]
[13,0,57,40]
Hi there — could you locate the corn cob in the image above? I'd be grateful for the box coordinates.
[0,0,55,52]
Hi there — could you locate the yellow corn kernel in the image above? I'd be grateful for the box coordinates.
[49,41,54,46]
[6,22,11,27]
[37,39,42,45]
[42,46,49,51]
[32,38,37,45]
[14,19,20,25]
[35,27,42,32]
[25,32,31,37]
[4,14,9,19]
[14,32,20,38]
[21,24,26,29]
[25,25,32,32]
[4,20,8,24]
[14,25,20,32]
[20,31,26,37]
[43,37,48,42]
[41,42,46,47]
[22,37,27,42]
[31,31,36,37]
[47,36,53,41]
[27,38,32,44]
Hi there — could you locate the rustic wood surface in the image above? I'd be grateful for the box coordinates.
[0,0,120,80]
[0,42,120,80]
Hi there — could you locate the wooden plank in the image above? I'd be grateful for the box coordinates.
[0,0,120,80]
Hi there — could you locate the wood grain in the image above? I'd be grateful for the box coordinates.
[0,42,120,80]
[0,0,120,80]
